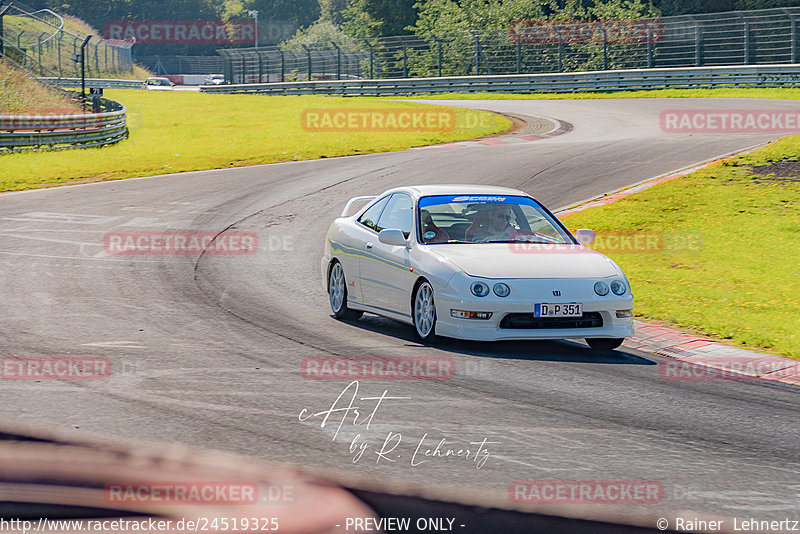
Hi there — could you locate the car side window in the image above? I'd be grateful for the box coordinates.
[376,193,413,238]
[357,195,390,232]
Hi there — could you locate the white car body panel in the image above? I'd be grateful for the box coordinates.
[322,185,635,342]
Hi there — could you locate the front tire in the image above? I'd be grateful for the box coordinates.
[413,280,437,342]
[328,261,363,321]
[586,338,625,351]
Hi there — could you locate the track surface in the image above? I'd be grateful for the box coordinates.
[1,99,798,524]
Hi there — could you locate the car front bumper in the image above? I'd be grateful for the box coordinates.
[433,285,634,342]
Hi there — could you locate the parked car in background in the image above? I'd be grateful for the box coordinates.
[141,77,174,91]
[204,74,225,85]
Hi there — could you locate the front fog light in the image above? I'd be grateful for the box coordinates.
[451,310,493,320]
[610,280,627,295]
[616,309,633,318]
[471,282,490,297]
[594,282,609,296]
[493,283,510,297]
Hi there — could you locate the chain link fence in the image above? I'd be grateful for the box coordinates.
[0,0,134,77]
[217,7,800,83]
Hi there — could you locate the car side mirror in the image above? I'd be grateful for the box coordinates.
[378,229,409,247]
[575,228,595,245]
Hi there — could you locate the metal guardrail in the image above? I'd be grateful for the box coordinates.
[198,64,800,96]
[0,95,128,153]
[38,77,143,89]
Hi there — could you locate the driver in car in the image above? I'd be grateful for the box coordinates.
[467,203,516,242]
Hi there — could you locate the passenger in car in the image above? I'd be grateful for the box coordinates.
[420,210,450,243]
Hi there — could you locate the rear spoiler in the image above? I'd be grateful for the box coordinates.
[341,195,376,217]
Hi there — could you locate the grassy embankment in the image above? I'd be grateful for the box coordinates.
[0,88,510,190]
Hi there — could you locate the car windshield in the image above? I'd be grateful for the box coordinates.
[417,194,575,245]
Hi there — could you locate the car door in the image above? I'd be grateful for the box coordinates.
[359,193,416,315]
[345,195,391,305]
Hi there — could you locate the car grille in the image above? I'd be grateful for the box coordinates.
[499,312,604,329]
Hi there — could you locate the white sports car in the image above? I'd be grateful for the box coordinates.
[321,185,634,350]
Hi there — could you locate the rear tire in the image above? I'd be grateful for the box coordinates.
[328,261,363,321]
[586,338,625,351]
[413,280,437,342]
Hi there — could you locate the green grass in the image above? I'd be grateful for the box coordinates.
[407,88,800,100]
[0,90,510,191]
[0,61,81,114]
[561,140,800,360]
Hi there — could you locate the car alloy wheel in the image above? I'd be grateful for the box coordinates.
[328,262,362,320]
[413,281,436,341]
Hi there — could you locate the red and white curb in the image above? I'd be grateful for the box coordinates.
[625,321,800,385]
[554,149,799,386]
[414,117,573,149]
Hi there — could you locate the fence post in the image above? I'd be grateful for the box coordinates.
[474,33,480,75]
[516,34,521,74]
[331,41,340,80]
[80,35,91,109]
[602,26,608,69]
[38,32,44,75]
[743,21,750,64]
[57,30,62,77]
[0,5,9,59]
[402,43,407,77]
[436,37,442,77]
[689,17,703,66]
[279,49,285,81]
[647,26,653,68]
[302,44,311,80]
[366,40,374,79]
[257,50,263,83]
[94,43,99,73]
[558,34,563,72]
[783,8,797,63]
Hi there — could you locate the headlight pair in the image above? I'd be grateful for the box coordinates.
[594,280,627,296]
[470,282,510,298]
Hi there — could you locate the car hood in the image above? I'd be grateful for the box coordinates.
[428,243,621,279]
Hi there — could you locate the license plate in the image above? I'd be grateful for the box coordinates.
[534,303,583,318]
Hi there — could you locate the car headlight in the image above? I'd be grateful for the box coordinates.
[493,283,510,297]
[470,282,490,297]
[594,282,610,296]
[610,280,627,295]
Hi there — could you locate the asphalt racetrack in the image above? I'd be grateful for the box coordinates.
[1,98,798,525]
